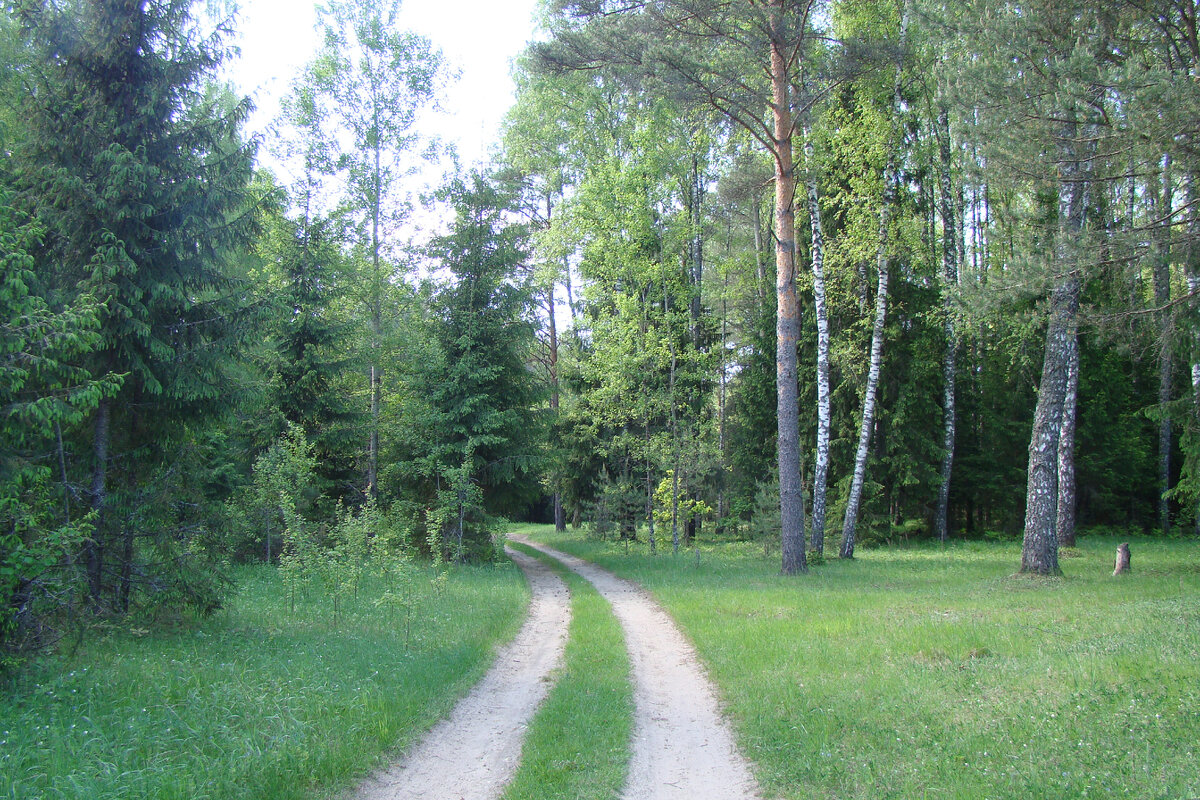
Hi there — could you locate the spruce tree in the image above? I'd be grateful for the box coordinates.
[426,173,542,560]
[10,0,256,608]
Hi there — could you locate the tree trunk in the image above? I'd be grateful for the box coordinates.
[547,280,566,534]
[1113,542,1131,576]
[805,134,831,556]
[839,195,891,559]
[770,0,807,575]
[751,190,767,312]
[1189,172,1200,536]
[1021,276,1079,575]
[1153,155,1173,536]
[934,104,959,544]
[1056,328,1079,548]
[86,397,111,605]
[367,139,383,501]
[645,427,656,555]
[840,2,907,559]
[1020,94,1094,575]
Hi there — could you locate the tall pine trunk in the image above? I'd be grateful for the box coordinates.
[934,105,959,543]
[770,0,807,575]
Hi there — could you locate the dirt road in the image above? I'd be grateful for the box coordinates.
[510,535,763,800]
[353,536,763,800]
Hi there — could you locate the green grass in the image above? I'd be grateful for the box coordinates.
[525,526,1200,800]
[0,561,528,800]
[501,532,633,800]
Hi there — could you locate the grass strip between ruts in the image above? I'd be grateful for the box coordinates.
[501,539,633,800]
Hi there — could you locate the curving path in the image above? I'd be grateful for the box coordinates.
[509,534,763,800]
[353,546,571,800]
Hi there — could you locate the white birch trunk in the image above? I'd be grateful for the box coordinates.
[934,104,958,543]
[805,134,831,556]
[839,0,907,559]
[1056,329,1079,548]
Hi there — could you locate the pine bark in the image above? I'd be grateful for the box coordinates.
[770,0,807,575]
[934,105,958,544]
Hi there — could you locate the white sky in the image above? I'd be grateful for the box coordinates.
[225,0,544,170]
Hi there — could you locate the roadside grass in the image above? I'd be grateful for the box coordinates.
[501,533,633,800]
[525,525,1200,800]
[0,561,527,800]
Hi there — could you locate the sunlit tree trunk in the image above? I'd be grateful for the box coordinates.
[1022,106,1091,575]
[1056,328,1079,548]
[770,0,807,575]
[841,0,907,560]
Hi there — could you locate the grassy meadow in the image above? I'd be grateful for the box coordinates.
[0,562,527,800]
[520,525,1200,800]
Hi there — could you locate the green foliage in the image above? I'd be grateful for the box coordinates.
[408,172,544,559]
[0,193,120,659]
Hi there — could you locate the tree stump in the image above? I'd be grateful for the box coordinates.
[1113,542,1131,576]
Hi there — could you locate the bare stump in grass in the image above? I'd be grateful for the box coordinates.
[1113,542,1131,576]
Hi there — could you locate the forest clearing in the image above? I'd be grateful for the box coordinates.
[4,0,1200,797]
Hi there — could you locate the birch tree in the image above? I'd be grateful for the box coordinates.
[839,0,909,560]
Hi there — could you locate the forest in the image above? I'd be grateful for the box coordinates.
[2,0,1199,662]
